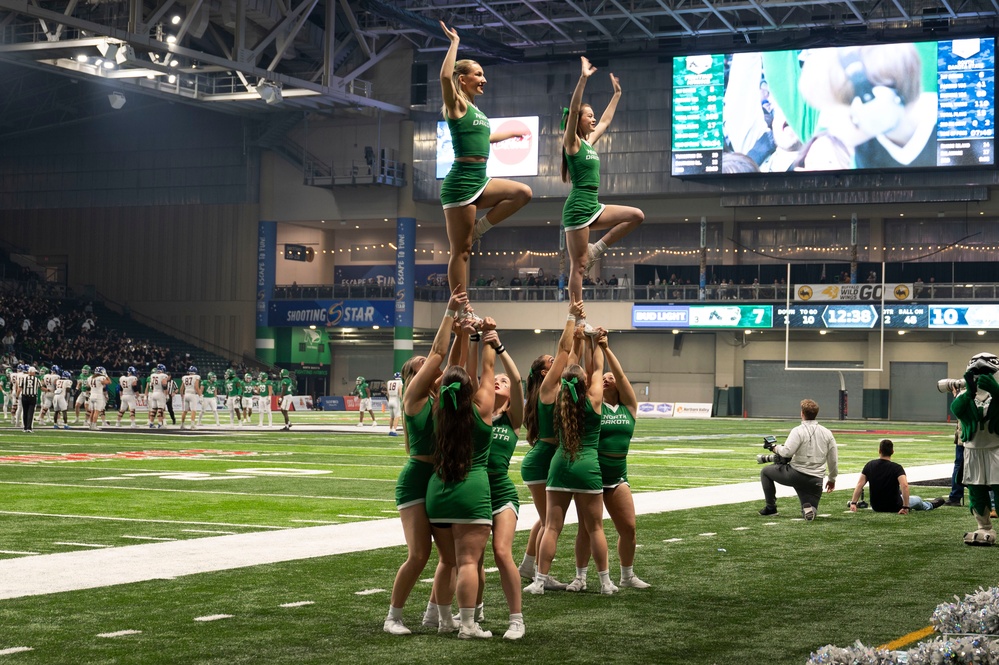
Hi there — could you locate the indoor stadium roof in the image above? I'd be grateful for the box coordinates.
[0,0,994,125]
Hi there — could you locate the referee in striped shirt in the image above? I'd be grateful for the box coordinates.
[17,365,39,432]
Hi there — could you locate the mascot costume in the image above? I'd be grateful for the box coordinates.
[950,352,999,546]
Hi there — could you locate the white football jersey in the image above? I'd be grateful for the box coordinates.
[181,374,201,394]
[387,379,403,398]
[149,372,168,396]
[55,378,73,396]
[119,375,139,397]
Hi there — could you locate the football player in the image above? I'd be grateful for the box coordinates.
[276,369,295,430]
[180,366,202,429]
[116,366,140,427]
[146,363,169,428]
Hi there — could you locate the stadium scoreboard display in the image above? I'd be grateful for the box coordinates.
[671,37,995,176]
[777,304,929,329]
[631,303,980,329]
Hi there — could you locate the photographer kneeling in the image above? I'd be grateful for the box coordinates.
[758,398,839,520]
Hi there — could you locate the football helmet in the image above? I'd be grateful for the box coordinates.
[16,363,24,372]
[189,366,198,374]
[393,372,401,380]
[39,366,48,375]
[280,369,289,378]
[156,363,166,373]
[244,373,253,382]
[208,372,217,380]
[95,366,107,376]
[258,372,268,381]
[51,364,61,374]
[81,364,91,375]
[356,376,364,384]
[128,366,137,376]
[62,370,72,379]
[225,369,235,379]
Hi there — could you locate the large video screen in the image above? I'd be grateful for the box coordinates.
[436,115,539,179]
[671,37,995,175]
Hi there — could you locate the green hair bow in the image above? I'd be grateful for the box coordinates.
[560,376,580,402]
[440,381,461,409]
[559,107,570,131]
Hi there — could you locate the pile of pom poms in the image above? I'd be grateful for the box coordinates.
[807,587,999,664]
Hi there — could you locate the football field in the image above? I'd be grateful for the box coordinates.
[0,413,993,664]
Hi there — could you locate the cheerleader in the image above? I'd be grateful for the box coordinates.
[561,56,643,306]
[384,287,467,636]
[425,316,497,639]
[439,21,532,292]
[525,301,616,595]
[566,330,650,591]
[518,300,587,587]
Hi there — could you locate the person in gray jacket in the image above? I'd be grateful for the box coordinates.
[758,398,839,521]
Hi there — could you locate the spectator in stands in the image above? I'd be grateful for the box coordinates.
[21,318,30,333]
[915,277,925,298]
[81,317,94,333]
[3,331,14,353]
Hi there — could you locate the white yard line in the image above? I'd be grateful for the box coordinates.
[0,510,286,530]
[0,481,394,502]
[121,536,177,541]
[279,601,314,608]
[193,615,232,622]
[0,550,39,555]
[0,647,33,655]
[0,464,952,601]
[97,630,141,638]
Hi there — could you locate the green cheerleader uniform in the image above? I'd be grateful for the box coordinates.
[426,406,494,524]
[561,139,605,230]
[394,398,435,509]
[598,403,636,488]
[520,399,559,485]
[487,413,520,516]
[547,398,603,494]
[441,104,491,209]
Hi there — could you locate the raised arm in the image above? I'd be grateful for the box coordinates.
[439,21,465,120]
[540,299,585,401]
[589,72,621,144]
[563,56,596,155]
[602,338,638,415]
[473,342,496,422]
[488,329,524,430]
[405,287,466,412]
[586,338,605,410]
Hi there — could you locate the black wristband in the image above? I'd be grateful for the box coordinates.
[494,344,506,354]
[469,333,481,342]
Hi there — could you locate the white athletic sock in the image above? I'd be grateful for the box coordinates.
[621,565,634,579]
[521,553,535,568]
[576,566,589,579]
[472,215,492,242]
[597,570,611,585]
[535,572,550,584]
[424,600,438,617]
[387,605,404,620]
[458,607,475,629]
[592,238,608,257]
[509,612,523,623]
[435,604,452,622]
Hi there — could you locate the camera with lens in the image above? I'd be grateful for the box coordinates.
[756,435,790,464]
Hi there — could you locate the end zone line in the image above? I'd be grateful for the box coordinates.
[878,625,936,651]
[0,511,286,530]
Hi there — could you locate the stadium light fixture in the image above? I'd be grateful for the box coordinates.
[255,80,283,104]
[108,91,126,109]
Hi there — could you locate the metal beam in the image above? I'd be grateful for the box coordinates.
[607,0,655,38]
[518,0,574,42]
[322,0,335,86]
[173,0,205,42]
[698,0,739,34]
[474,0,536,45]
[142,0,179,35]
[0,0,406,113]
[563,0,616,40]
[266,0,320,71]
[745,0,779,28]
[339,0,371,58]
[653,0,697,35]
[339,35,402,84]
[249,0,317,59]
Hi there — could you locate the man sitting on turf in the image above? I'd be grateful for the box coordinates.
[849,439,945,514]
[758,398,838,521]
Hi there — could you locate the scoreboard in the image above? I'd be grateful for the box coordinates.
[777,304,930,329]
[631,303,955,329]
